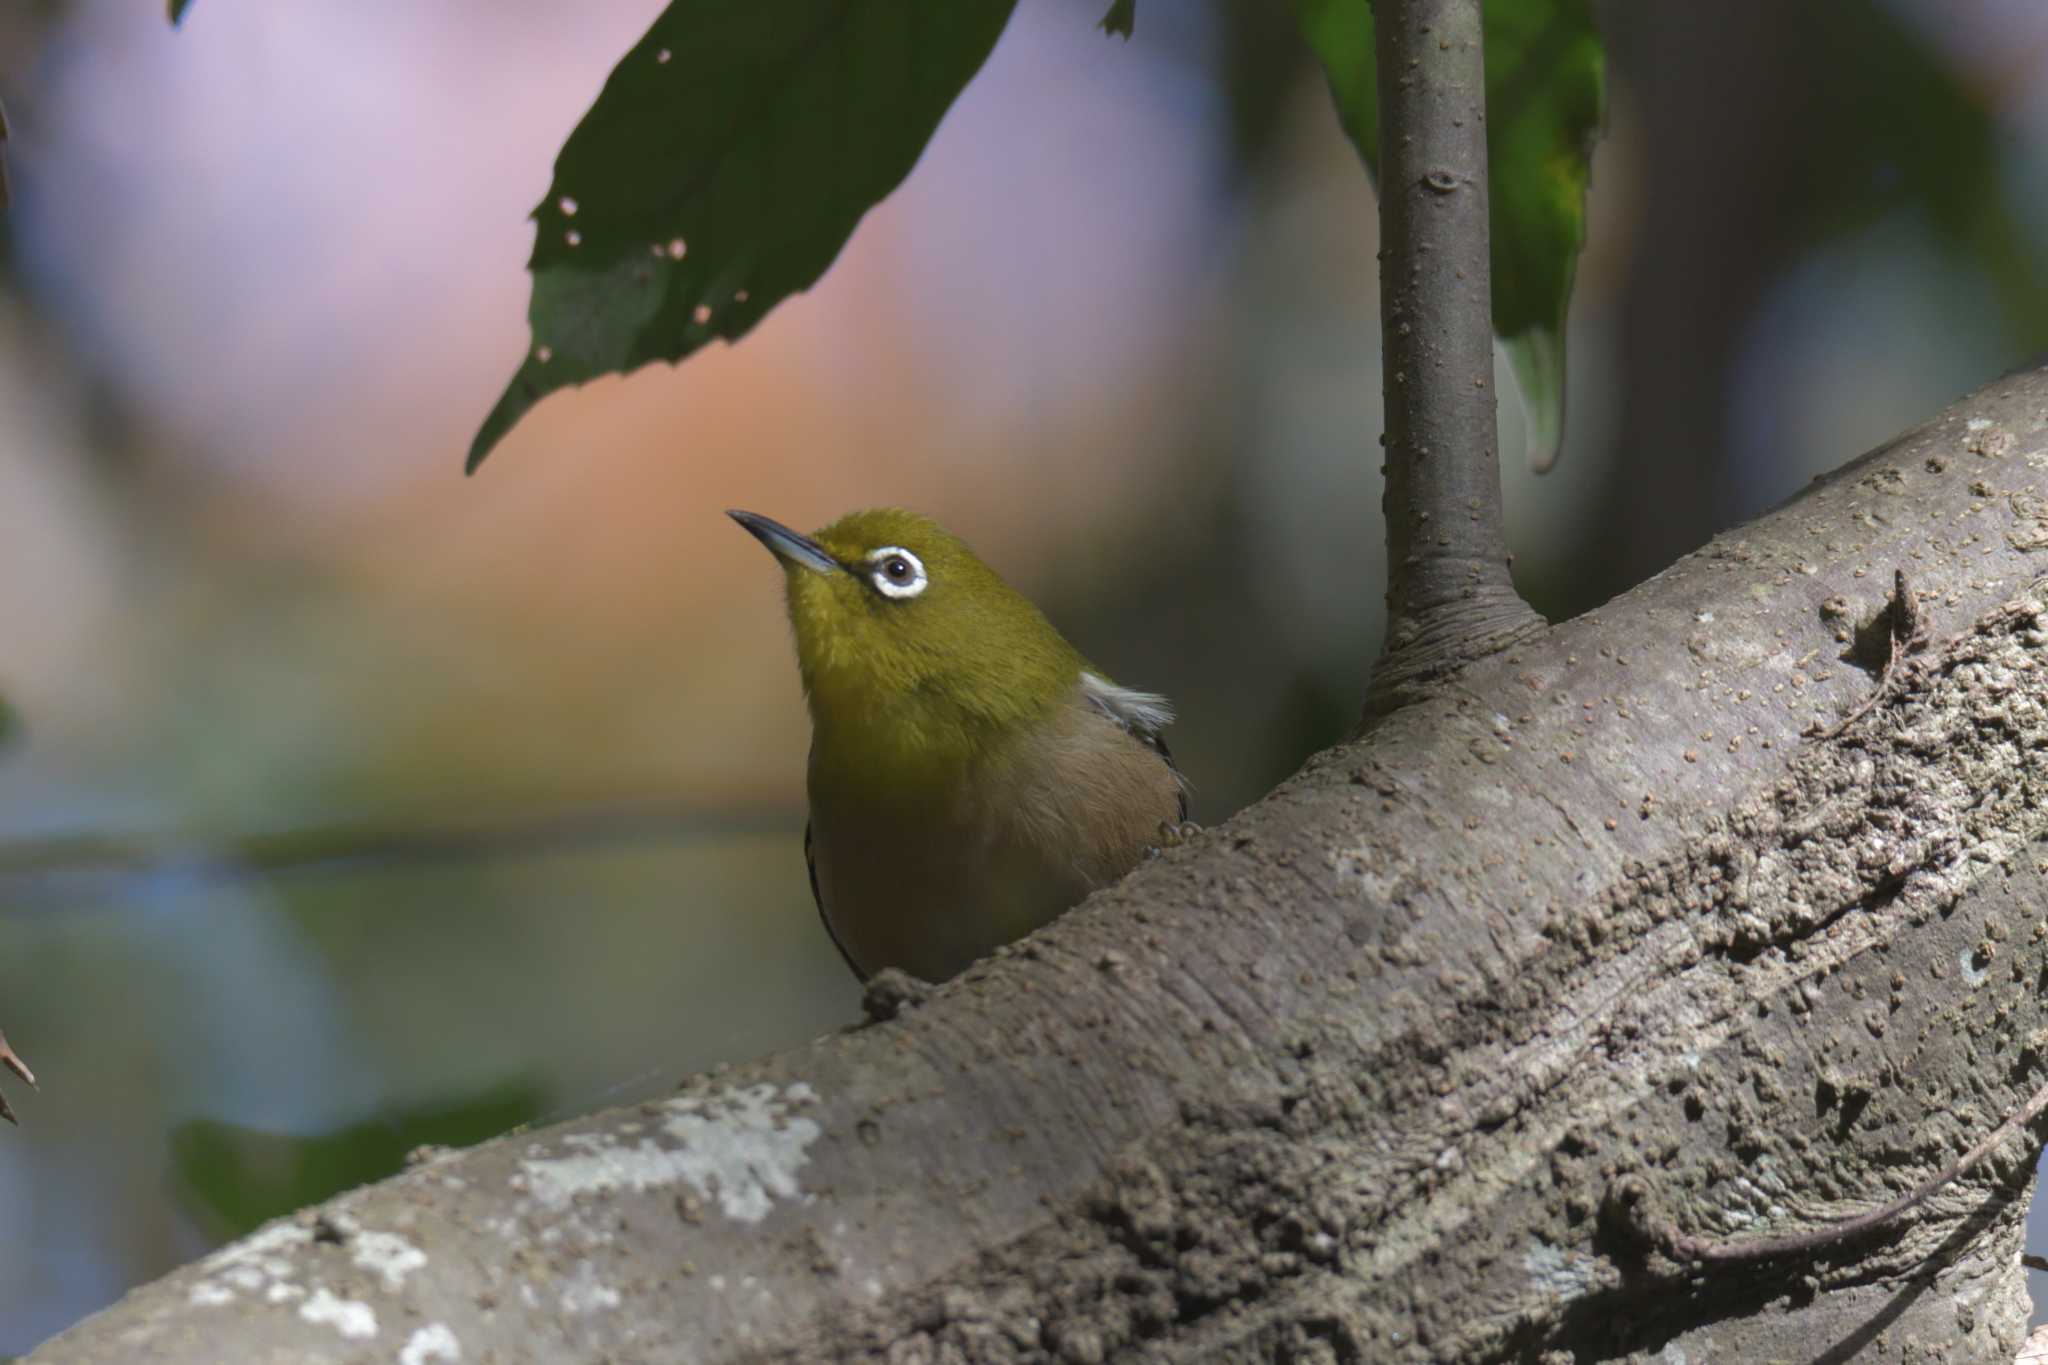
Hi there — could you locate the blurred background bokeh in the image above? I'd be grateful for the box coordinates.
[3,0,2048,1350]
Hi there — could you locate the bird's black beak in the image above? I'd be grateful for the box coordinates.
[728,510,844,576]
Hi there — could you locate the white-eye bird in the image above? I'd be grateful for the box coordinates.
[730,508,1186,983]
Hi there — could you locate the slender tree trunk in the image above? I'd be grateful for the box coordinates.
[27,367,2048,1362]
[1369,0,1543,717]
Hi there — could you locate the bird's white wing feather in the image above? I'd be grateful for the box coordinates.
[1078,671,1174,740]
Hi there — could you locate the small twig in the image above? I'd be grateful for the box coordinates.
[0,800,801,911]
[1820,568,1925,739]
[0,1028,34,1126]
[2024,1253,2048,1274]
[1628,1074,2048,1266]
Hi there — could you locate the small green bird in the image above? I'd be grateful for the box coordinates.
[730,508,1186,983]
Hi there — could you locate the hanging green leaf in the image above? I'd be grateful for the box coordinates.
[467,0,1019,472]
[168,0,195,26]
[1100,1,1136,39]
[171,1080,547,1238]
[1289,0,1604,473]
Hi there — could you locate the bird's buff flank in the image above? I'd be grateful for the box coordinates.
[731,508,1186,983]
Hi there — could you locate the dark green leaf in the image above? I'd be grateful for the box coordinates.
[1100,0,1135,39]
[1290,0,1604,472]
[468,0,1019,472]
[1288,0,1377,170]
[168,0,195,26]
[0,693,15,749]
[171,1080,546,1238]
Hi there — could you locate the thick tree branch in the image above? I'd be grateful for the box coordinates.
[1369,0,1544,717]
[27,368,2048,1363]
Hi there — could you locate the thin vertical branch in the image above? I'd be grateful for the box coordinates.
[1367,0,1543,719]
[0,92,11,213]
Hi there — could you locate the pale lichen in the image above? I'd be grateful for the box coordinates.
[519,1082,822,1223]
[399,1323,462,1365]
[298,1286,377,1340]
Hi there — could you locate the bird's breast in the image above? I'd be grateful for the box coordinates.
[807,688,1182,981]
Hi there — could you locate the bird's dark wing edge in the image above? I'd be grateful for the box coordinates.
[806,820,870,981]
[1148,731,1191,823]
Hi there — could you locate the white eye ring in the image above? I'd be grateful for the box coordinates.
[866,546,928,599]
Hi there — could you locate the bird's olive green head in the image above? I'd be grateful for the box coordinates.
[729,508,1084,768]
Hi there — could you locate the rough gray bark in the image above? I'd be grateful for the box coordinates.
[26,367,2048,1362]
[1369,0,1544,716]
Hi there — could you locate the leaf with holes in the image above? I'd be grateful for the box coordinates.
[1290,0,1604,473]
[467,0,1019,472]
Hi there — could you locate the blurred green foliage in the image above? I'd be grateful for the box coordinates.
[171,1080,547,1239]
[1798,3,2048,344]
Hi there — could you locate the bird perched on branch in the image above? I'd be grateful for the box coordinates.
[731,508,1186,984]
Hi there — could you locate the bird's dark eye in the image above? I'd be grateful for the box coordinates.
[867,545,928,599]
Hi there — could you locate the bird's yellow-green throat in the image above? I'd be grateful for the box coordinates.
[736,509,1080,785]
